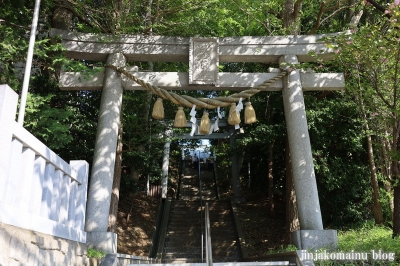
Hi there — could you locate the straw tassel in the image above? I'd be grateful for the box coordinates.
[228,102,241,125]
[199,111,210,135]
[244,102,257,124]
[174,106,187,127]
[152,98,164,119]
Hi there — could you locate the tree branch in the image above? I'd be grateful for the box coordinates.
[229,0,273,35]
[370,68,392,108]
[308,0,359,34]
[54,1,111,33]
[307,1,327,35]
[293,0,304,19]
[0,19,30,29]
[366,0,387,14]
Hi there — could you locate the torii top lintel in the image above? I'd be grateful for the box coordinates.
[51,29,339,63]
[52,29,345,91]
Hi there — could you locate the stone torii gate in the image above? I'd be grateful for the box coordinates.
[52,29,344,253]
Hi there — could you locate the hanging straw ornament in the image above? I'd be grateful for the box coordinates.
[173,106,187,127]
[244,102,257,124]
[199,111,210,135]
[152,98,164,119]
[228,102,241,125]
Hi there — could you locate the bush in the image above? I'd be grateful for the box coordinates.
[87,248,106,258]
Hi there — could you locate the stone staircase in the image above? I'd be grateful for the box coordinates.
[179,162,218,201]
[161,163,242,263]
[162,200,202,263]
[208,200,242,262]
[118,163,305,266]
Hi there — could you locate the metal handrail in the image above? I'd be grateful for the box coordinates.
[176,158,184,200]
[148,198,164,258]
[212,159,220,200]
[198,158,204,262]
[205,203,213,266]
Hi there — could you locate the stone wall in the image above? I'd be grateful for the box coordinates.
[0,223,88,266]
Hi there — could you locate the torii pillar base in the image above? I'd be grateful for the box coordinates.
[291,230,338,251]
[86,232,117,254]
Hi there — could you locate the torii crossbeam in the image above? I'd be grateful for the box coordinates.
[51,29,342,252]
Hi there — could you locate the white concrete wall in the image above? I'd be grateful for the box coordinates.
[0,84,89,243]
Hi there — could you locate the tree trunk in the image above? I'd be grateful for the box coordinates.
[366,131,384,224]
[281,0,302,34]
[268,143,275,217]
[392,122,400,237]
[108,123,123,232]
[380,136,394,218]
[362,117,384,224]
[52,7,73,30]
[357,76,384,224]
[393,185,400,238]
[384,181,394,220]
[285,136,299,244]
[237,151,246,173]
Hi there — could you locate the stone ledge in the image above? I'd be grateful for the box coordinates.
[0,222,87,266]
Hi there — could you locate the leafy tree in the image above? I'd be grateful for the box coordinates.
[0,0,90,153]
[306,93,372,226]
[324,0,400,235]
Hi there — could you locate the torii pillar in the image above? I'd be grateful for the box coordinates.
[161,142,171,198]
[280,55,337,250]
[85,53,126,253]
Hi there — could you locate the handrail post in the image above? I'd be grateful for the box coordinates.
[205,203,213,266]
[199,152,204,262]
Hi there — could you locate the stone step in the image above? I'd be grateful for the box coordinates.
[167,224,201,229]
[169,217,232,222]
[180,196,217,201]
[212,242,240,248]
[163,241,202,248]
[165,230,202,235]
[162,248,202,254]
[160,170,243,263]
[162,251,202,258]
[165,233,202,238]
[213,250,241,257]
[161,257,202,263]
[212,236,239,241]
[169,210,201,214]
[131,262,292,265]
[168,218,201,223]
[171,204,201,208]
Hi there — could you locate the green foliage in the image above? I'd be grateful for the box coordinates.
[24,93,73,149]
[379,185,394,225]
[338,221,400,256]
[268,244,297,254]
[304,93,372,226]
[272,223,399,265]
[86,248,107,258]
[310,221,400,265]
[320,2,400,232]
[0,0,82,152]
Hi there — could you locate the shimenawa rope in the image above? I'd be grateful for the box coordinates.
[105,64,287,109]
